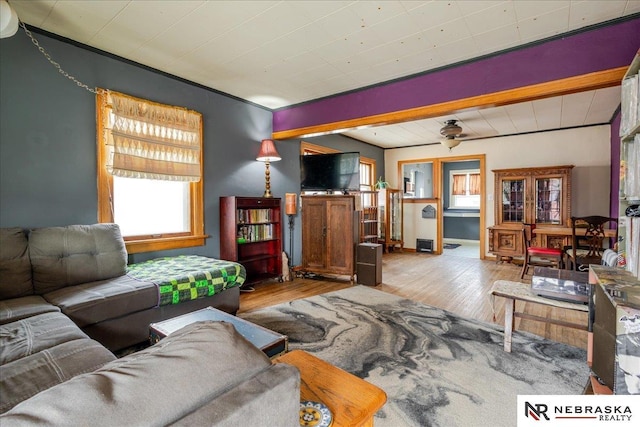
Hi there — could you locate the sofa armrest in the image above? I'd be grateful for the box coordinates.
[0,321,275,426]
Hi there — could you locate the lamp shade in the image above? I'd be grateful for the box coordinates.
[441,137,461,149]
[256,139,281,162]
[0,0,19,39]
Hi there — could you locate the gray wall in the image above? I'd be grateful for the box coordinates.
[0,28,384,266]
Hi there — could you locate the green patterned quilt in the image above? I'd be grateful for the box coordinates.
[127,255,246,306]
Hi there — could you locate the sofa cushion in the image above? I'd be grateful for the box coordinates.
[0,228,33,300]
[29,224,127,294]
[0,312,90,365]
[43,275,159,328]
[0,296,60,325]
[0,321,272,425]
[0,337,116,414]
[171,363,300,426]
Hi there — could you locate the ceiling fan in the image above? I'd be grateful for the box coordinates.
[440,119,464,150]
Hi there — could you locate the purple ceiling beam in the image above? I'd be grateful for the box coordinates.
[273,17,640,133]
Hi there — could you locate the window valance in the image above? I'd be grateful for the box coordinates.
[99,90,202,182]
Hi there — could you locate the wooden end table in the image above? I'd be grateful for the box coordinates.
[274,350,386,427]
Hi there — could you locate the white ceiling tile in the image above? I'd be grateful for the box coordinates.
[479,107,519,134]
[309,38,356,62]
[421,17,472,49]
[245,2,314,40]
[560,90,595,127]
[286,63,342,86]
[432,36,481,63]
[456,1,506,15]
[348,1,407,27]
[532,97,563,130]
[568,0,629,30]
[584,86,621,123]
[406,1,465,30]
[286,1,353,21]
[513,0,570,20]
[364,33,432,61]
[370,13,424,41]
[472,23,522,54]
[626,0,640,14]
[279,24,336,54]
[11,0,57,28]
[504,102,537,133]
[342,27,387,54]
[316,7,364,39]
[516,6,570,41]
[40,0,129,43]
[463,1,518,36]
[97,1,204,43]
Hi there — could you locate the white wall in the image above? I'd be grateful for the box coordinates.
[385,125,612,254]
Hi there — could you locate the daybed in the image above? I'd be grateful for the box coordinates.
[0,223,245,351]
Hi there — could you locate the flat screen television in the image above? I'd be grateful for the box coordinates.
[300,152,360,193]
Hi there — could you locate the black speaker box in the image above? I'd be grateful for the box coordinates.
[357,243,382,286]
[358,243,382,264]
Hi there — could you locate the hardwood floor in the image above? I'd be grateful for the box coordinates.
[239,252,588,350]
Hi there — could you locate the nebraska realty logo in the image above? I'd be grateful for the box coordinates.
[517,396,640,426]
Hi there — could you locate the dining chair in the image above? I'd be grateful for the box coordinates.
[565,216,618,271]
[520,223,564,279]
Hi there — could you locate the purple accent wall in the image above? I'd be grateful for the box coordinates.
[611,111,622,219]
[274,17,640,132]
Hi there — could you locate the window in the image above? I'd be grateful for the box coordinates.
[359,160,374,191]
[96,90,205,254]
[449,169,481,209]
[300,141,376,193]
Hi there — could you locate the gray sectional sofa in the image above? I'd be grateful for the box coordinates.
[0,224,300,423]
[0,224,242,351]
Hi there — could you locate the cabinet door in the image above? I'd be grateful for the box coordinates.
[534,175,564,225]
[326,198,355,273]
[498,176,527,224]
[389,190,403,241]
[301,197,327,270]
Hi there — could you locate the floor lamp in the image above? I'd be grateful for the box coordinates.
[285,193,297,281]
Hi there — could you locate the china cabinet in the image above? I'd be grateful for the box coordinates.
[488,165,573,261]
[378,188,403,253]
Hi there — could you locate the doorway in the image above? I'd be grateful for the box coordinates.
[440,156,485,259]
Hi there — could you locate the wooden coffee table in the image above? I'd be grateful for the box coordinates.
[274,350,387,427]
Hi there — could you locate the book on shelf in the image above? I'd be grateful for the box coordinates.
[236,208,273,224]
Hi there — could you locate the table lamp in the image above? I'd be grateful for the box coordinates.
[256,139,281,198]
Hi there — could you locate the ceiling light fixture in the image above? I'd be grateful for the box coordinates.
[0,0,19,38]
[440,119,463,150]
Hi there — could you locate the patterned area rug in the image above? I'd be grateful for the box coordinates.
[240,286,589,427]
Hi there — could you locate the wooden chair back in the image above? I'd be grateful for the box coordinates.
[568,216,618,270]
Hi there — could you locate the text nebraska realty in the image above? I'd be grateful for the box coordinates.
[527,403,633,421]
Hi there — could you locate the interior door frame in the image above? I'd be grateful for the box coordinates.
[438,154,486,259]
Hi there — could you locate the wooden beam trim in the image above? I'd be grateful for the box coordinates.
[273,67,626,140]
